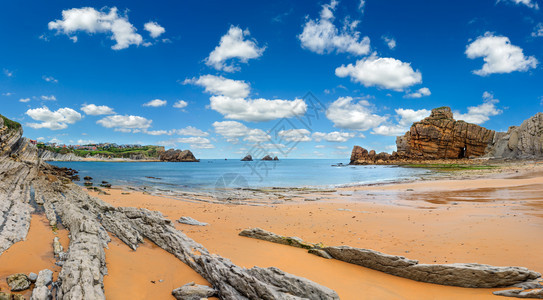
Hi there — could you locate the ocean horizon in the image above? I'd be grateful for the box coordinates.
[50,159,433,192]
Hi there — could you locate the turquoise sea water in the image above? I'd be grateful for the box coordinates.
[50,159,432,192]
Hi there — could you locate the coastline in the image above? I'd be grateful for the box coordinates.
[2,163,542,299]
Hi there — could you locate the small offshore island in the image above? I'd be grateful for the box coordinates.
[1,110,543,299]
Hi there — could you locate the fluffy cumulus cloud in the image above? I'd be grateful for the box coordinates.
[160,137,214,149]
[498,0,539,9]
[144,126,208,137]
[81,104,115,115]
[277,129,312,142]
[143,99,167,107]
[466,32,538,76]
[298,0,370,56]
[213,121,270,143]
[144,21,165,38]
[186,75,306,122]
[97,115,152,131]
[336,55,422,91]
[405,87,431,98]
[312,131,356,142]
[372,108,431,136]
[326,96,386,131]
[184,75,250,98]
[454,92,502,124]
[173,100,188,109]
[26,106,82,130]
[205,26,265,72]
[48,7,143,50]
[382,36,396,49]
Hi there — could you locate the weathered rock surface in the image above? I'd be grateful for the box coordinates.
[494,288,543,298]
[177,216,208,226]
[239,228,316,249]
[6,273,31,291]
[35,269,53,287]
[324,246,540,288]
[38,149,82,161]
[158,149,199,162]
[241,154,253,161]
[262,155,273,161]
[487,113,543,159]
[172,282,217,300]
[30,269,53,300]
[0,292,25,300]
[28,272,38,282]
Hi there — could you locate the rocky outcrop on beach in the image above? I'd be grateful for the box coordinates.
[0,114,339,299]
[239,228,542,289]
[177,216,208,226]
[172,282,217,300]
[241,154,253,161]
[158,149,199,162]
[487,113,543,159]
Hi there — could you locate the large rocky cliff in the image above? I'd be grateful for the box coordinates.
[158,149,199,162]
[350,107,543,165]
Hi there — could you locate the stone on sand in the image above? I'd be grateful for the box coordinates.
[172,282,216,300]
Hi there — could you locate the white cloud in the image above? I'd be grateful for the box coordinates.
[43,76,58,83]
[49,138,62,144]
[184,75,250,98]
[498,0,539,9]
[3,69,13,77]
[404,87,431,98]
[372,108,431,136]
[144,21,165,38]
[19,98,31,103]
[25,106,82,130]
[382,36,396,49]
[143,99,167,107]
[158,137,214,149]
[326,96,386,130]
[465,32,538,76]
[143,126,209,137]
[312,131,356,142]
[2,92,13,96]
[205,25,265,72]
[81,104,115,115]
[359,0,366,13]
[213,121,270,143]
[97,115,152,130]
[277,129,312,142]
[335,54,422,91]
[454,92,502,124]
[187,75,306,122]
[48,7,143,50]
[532,23,543,37]
[41,95,57,101]
[298,0,370,56]
[315,145,326,149]
[77,139,96,145]
[173,100,188,109]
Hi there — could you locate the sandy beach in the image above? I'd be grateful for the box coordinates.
[2,164,542,299]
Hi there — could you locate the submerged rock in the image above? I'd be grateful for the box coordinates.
[172,282,216,300]
[177,216,208,226]
[6,273,31,292]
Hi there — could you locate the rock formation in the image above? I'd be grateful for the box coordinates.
[158,149,199,162]
[38,149,83,161]
[487,113,543,159]
[273,156,279,160]
[261,155,273,161]
[172,282,217,300]
[0,114,339,299]
[239,228,541,289]
[241,154,253,161]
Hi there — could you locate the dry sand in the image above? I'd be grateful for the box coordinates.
[1,167,542,299]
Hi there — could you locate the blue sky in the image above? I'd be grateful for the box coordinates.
[0,0,542,159]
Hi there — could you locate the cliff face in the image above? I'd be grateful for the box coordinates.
[38,149,83,161]
[158,149,199,162]
[397,107,495,159]
[486,113,543,159]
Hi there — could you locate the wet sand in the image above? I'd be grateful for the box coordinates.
[1,169,542,299]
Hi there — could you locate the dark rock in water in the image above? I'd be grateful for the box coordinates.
[158,149,199,162]
[241,154,253,161]
[172,282,217,300]
[100,183,112,188]
[7,273,31,291]
[101,181,109,184]
[84,181,93,187]
[261,155,273,161]
[273,156,279,160]
[83,176,93,181]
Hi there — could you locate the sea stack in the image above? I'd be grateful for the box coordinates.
[158,149,199,162]
[241,154,253,161]
[261,155,273,161]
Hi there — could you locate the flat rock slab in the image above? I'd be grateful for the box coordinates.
[177,216,208,226]
[172,282,216,300]
[239,227,315,249]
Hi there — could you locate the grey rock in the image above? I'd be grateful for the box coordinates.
[53,236,63,256]
[324,246,541,288]
[308,249,332,259]
[239,227,315,249]
[28,272,38,282]
[35,269,53,287]
[494,288,543,298]
[488,113,543,159]
[177,216,208,226]
[31,286,52,300]
[241,154,253,161]
[172,282,216,300]
[6,273,31,291]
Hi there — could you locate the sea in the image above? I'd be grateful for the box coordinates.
[50,159,433,192]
